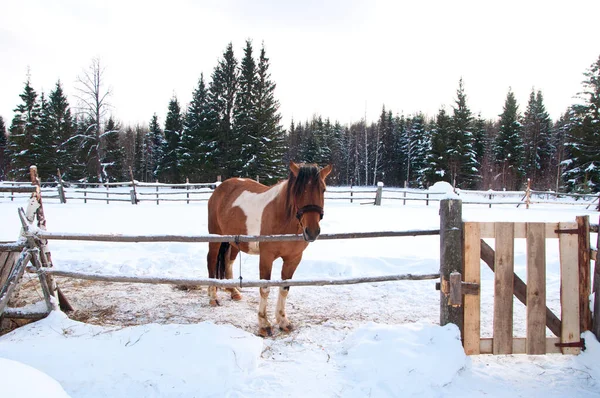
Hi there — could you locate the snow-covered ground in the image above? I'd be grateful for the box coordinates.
[0,193,599,397]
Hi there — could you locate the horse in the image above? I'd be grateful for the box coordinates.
[207,161,332,336]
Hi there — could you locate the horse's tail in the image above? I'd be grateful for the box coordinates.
[216,242,230,280]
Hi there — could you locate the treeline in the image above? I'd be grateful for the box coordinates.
[1,45,599,193]
[0,40,286,185]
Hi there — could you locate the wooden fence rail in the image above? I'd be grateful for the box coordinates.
[40,269,440,288]
[35,229,441,243]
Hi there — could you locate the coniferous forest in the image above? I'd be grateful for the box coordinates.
[1,41,600,193]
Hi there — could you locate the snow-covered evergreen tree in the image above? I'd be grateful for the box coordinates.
[0,116,8,180]
[493,88,524,190]
[180,74,217,181]
[448,78,478,188]
[404,113,428,187]
[253,43,286,183]
[46,81,76,180]
[562,55,600,193]
[158,97,183,183]
[208,42,238,179]
[31,92,56,180]
[234,39,258,178]
[423,107,451,186]
[7,76,41,180]
[144,114,165,182]
[522,89,554,189]
[101,116,125,182]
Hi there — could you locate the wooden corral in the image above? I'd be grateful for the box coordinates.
[2,191,599,358]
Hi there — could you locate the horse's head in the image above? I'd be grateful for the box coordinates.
[288,161,332,242]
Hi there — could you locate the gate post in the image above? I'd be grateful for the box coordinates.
[440,198,464,339]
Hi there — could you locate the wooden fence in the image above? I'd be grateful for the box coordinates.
[2,177,600,209]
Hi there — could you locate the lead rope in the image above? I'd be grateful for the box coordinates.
[235,235,243,288]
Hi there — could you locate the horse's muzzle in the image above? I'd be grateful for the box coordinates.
[303,227,320,242]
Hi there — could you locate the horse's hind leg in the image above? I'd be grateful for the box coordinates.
[207,242,220,306]
[225,245,242,301]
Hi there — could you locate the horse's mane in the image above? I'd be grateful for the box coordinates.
[285,163,320,221]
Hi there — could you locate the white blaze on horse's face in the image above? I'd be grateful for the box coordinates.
[232,181,286,254]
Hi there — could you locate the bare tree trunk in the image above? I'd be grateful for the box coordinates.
[75,58,112,182]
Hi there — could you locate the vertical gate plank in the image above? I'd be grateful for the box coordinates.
[559,221,581,355]
[493,223,514,355]
[526,223,546,354]
[463,222,481,355]
[576,216,591,332]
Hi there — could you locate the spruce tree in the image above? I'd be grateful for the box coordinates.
[234,39,258,178]
[47,81,76,179]
[101,116,125,182]
[7,76,41,180]
[424,107,451,186]
[145,114,165,182]
[379,108,396,185]
[493,88,524,190]
[32,92,56,180]
[0,116,7,179]
[522,89,554,189]
[158,96,183,183]
[563,55,600,193]
[183,74,218,182]
[208,42,238,179]
[327,120,346,185]
[403,113,428,187]
[448,78,478,188]
[253,44,286,182]
[552,111,571,192]
[472,114,487,174]
[393,114,408,186]
[133,125,145,181]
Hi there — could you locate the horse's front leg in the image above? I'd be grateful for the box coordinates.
[276,254,302,332]
[258,253,275,337]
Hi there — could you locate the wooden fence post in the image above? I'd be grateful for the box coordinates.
[129,167,138,205]
[440,199,464,339]
[592,215,600,341]
[186,177,190,205]
[525,178,531,209]
[56,169,66,204]
[375,182,383,206]
[577,216,591,332]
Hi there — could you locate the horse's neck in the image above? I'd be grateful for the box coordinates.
[267,180,298,234]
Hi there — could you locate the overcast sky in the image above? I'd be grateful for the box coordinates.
[1,0,599,129]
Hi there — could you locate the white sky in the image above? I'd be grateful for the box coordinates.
[1,0,599,129]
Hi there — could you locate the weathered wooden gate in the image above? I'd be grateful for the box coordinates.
[464,218,593,355]
[439,199,597,355]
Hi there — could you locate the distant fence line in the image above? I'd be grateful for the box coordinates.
[1,179,599,209]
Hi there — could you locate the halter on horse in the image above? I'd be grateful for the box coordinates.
[206,162,332,336]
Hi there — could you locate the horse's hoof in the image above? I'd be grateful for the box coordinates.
[279,323,294,333]
[258,326,273,337]
[231,292,242,301]
[209,299,220,307]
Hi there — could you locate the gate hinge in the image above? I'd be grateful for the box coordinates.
[555,338,586,350]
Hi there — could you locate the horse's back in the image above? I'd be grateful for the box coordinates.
[208,178,269,235]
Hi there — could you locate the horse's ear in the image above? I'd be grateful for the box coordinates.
[290,161,300,177]
[320,164,332,179]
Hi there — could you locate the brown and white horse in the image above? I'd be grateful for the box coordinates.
[207,162,332,336]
